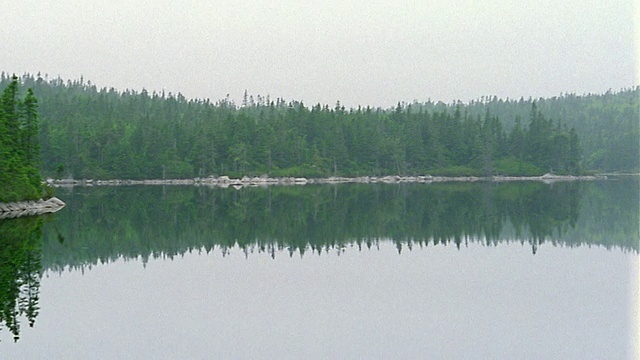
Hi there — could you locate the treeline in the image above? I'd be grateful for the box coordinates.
[40,180,638,272]
[0,73,594,180]
[417,89,639,172]
[0,76,44,202]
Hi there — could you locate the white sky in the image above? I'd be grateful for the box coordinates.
[2,0,638,108]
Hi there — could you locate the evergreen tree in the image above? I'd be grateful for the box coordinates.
[6,73,628,181]
[0,76,44,202]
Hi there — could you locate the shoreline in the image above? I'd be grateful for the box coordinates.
[47,173,609,189]
[0,197,66,219]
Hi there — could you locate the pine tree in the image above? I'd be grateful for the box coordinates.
[568,127,580,173]
[19,88,39,166]
[0,76,43,202]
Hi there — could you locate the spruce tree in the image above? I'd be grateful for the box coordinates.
[0,76,43,202]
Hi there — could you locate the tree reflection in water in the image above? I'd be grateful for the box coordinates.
[41,179,638,272]
[3,179,637,340]
[0,216,44,342]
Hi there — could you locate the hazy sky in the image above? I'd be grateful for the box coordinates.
[3,0,637,108]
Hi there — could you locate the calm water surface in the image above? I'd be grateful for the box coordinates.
[1,179,638,359]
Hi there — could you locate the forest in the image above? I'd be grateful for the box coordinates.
[0,76,45,202]
[4,73,631,180]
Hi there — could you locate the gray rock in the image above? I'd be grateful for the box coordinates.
[0,197,66,218]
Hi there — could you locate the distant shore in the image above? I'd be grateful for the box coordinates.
[47,173,608,189]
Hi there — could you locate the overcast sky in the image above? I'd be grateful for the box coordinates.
[3,0,637,108]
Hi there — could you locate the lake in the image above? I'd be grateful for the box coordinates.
[1,178,638,359]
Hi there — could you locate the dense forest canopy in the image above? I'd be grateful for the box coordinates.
[1,73,637,180]
[0,76,45,202]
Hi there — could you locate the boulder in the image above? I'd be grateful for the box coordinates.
[0,197,66,218]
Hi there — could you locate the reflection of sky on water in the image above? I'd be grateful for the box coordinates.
[6,242,637,359]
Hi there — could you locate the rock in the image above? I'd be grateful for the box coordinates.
[0,197,66,218]
[47,197,66,207]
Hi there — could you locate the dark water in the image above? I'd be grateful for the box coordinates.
[1,179,638,358]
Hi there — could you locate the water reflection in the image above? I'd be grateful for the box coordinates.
[42,179,638,272]
[0,217,44,342]
[3,180,637,344]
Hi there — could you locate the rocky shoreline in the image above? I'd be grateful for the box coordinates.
[0,197,66,219]
[47,173,606,189]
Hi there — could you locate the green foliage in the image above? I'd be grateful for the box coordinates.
[55,163,64,178]
[5,73,635,180]
[417,89,639,172]
[269,165,327,178]
[42,184,56,200]
[0,75,44,202]
[494,157,544,176]
[163,160,194,179]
